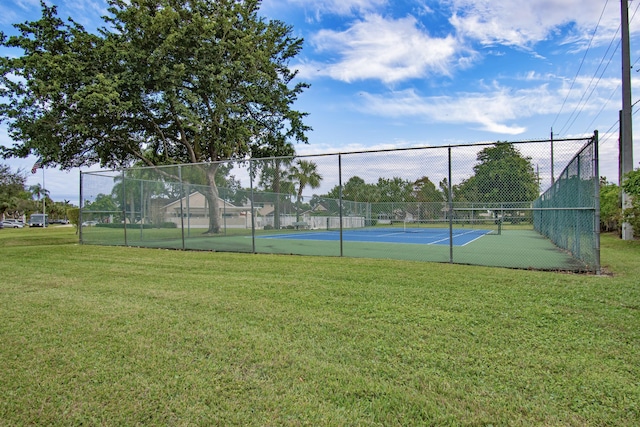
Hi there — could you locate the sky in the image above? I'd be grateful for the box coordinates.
[2,0,640,203]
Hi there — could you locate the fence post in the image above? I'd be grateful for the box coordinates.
[178,165,185,250]
[79,171,84,244]
[122,170,128,247]
[448,146,453,264]
[250,160,256,254]
[139,180,144,241]
[593,131,601,274]
[339,154,343,257]
[575,152,581,259]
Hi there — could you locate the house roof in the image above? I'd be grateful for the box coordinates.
[162,191,252,212]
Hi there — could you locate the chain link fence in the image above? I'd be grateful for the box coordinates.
[80,134,599,272]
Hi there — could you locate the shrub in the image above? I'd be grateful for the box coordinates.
[67,208,80,227]
[622,169,640,235]
[158,222,177,229]
[600,180,621,232]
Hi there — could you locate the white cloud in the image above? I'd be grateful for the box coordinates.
[357,88,526,134]
[449,0,620,47]
[355,76,621,136]
[434,92,530,135]
[301,14,459,83]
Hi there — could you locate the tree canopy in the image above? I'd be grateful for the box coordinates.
[318,143,540,208]
[455,143,539,204]
[0,165,29,217]
[1,0,310,232]
[311,143,540,223]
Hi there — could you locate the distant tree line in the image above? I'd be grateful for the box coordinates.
[317,142,539,214]
[85,141,541,224]
[0,164,74,220]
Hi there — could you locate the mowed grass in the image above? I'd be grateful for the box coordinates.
[0,227,638,425]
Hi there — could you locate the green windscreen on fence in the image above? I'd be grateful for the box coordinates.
[533,138,599,271]
[80,134,599,272]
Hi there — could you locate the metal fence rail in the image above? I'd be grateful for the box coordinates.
[80,134,599,272]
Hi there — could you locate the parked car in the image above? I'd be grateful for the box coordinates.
[81,220,99,227]
[2,219,24,228]
[50,219,69,224]
[29,214,48,227]
[0,221,4,229]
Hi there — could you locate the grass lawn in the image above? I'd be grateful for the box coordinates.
[1,226,638,425]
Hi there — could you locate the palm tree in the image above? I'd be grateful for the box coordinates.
[288,160,322,222]
[28,184,49,214]
[112,168,169,225]
[258,158,294,229]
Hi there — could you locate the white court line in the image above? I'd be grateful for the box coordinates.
[256,228,492,247]
[459,230,493,246]
[258,232,332,239]
[427,229,491,246]
[377,232,407,238]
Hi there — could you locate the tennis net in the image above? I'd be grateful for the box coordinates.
[401,218,501,235]
[328,218,502,235]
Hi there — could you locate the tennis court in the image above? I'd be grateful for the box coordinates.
[258,225,495,246]
[80,135,599,272]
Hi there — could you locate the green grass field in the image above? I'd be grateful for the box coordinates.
[1,226,638,425]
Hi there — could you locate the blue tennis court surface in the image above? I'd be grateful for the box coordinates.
[258,227,493,246]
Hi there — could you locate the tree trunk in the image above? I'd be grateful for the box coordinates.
[129,193,135,224]
[296,190,302,223]
[273,159,281,229]
[205,164,221,234]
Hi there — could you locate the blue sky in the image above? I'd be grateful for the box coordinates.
[2,0,640,203]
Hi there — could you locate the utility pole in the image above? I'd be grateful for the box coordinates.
[621,0,634,240]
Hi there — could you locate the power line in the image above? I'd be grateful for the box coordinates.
[551,0,610,131]
[597,117,619,147]
[598,99,640,149]
[555,0,640,137]
[556,5,623,135]
[583,83,619,134]
[559,37,620,135]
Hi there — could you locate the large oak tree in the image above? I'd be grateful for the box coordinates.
[455,142,539,205]
[0,0,310,233]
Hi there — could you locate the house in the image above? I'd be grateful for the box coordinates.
[162,191,255,229]
[161,191,366,230]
